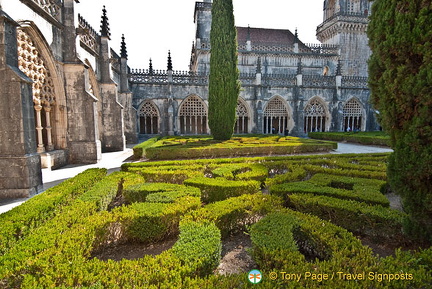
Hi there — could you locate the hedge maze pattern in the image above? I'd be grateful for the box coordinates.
[0,153,431,288]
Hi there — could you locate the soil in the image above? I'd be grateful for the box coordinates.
[91,232,257,276]
[216,232,257,275]
[91,238,177,261]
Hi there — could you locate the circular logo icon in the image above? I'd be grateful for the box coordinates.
[248,269,263,284]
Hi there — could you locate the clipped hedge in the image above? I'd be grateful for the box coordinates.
[288,193,407,241]
[101,196,201,245]
[125,165,204,184]
[271,173,389,206]
[184,177,260,203]
[132,136,160,158]
[309,131,391,146]
[0,168,106,255]
[123,183,201,204]
[136,135,337,160]
[172,221,221,277]
[249,212,301,269]
[184,193,283,237]
[79,171,145,211]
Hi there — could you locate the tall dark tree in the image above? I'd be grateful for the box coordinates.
[368,0,432,242]
[208,0,240,140]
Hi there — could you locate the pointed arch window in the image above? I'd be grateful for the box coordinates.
[343,99,363,131]
[235,100,249,134]
[304,98,327,133]
[139,101,159,134]
[263,97,289,134]
[18,29,56,153]
[179,96,208,134]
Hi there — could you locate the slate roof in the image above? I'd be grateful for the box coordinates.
[237,26,297,45]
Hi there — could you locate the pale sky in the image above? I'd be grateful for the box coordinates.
[76,0,323,71]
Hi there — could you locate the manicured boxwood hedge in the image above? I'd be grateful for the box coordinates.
[184,177,260,203]
[133,135,337,160]
[271,173,389,206]
[309,131,391,146]
[123,183,201,204]
[287,193,406,241]
[1,152,431,288]
[0,168,106,255]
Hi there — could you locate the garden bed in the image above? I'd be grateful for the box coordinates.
[133,135,337,160]
[1,153,430,288]
[308,131,390,146]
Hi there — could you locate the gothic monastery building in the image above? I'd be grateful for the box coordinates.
[0,0,377,197]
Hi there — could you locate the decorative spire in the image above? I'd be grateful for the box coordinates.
[149,58,154,74]
[294,28,298,42]
[247,24,251,41]
[336,59,342,75]
[167,50,173,71]
[297,58,302,74]
[100,5,110,39]
[120,34,127,59]
[256,57,262,74]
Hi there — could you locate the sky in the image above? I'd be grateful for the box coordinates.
[76,0,324,71]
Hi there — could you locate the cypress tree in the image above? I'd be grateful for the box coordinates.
[368,0,432,242]
[208,0,240,140]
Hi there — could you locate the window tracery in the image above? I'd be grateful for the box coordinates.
[304,98,327,133]
[179,96,207,134]
[343,98,363,131]
[235,100,249,134]
[263,97,289,134]
[139,101,159,134]
[17,29,56,152]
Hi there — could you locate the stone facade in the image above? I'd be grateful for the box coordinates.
[0,0,378,198]
[131,0,378,137]
[0,1,129,198]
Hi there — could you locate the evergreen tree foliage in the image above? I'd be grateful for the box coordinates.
[208,0,240,140]
[368,0,432,242]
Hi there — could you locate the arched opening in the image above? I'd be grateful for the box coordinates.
[343,98,363,131]
[139,101,160,134]
[179,95,208,135]
[263,96,290,134]
[304,98,328,133]
[17,28,57,153]
[234,99,250,134]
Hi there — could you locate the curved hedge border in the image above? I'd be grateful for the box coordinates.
[0,168,106,255]
[271,173,389,206]
[1,152,431,288]
[309,131,391,146]
[134,135,337,160]
[184,177,260,203]
[123,183,201,204]
[288,193,407,241]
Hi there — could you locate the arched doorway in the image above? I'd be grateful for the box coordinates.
[343,98,363,131]
[139,101,159,134]
[235,99,250,134]
[263,96,290,134]
[179,95,208,134]
[304,98,328,133]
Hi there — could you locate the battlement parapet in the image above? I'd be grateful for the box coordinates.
[78,14,100,56]
[341,76,369,88]
[21,0,62,26]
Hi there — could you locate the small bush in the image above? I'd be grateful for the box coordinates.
[287,193,407,241]
[123,183,201,204]
[172,221,221,277]
[184,177,260,203]
[132,136,160,158]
